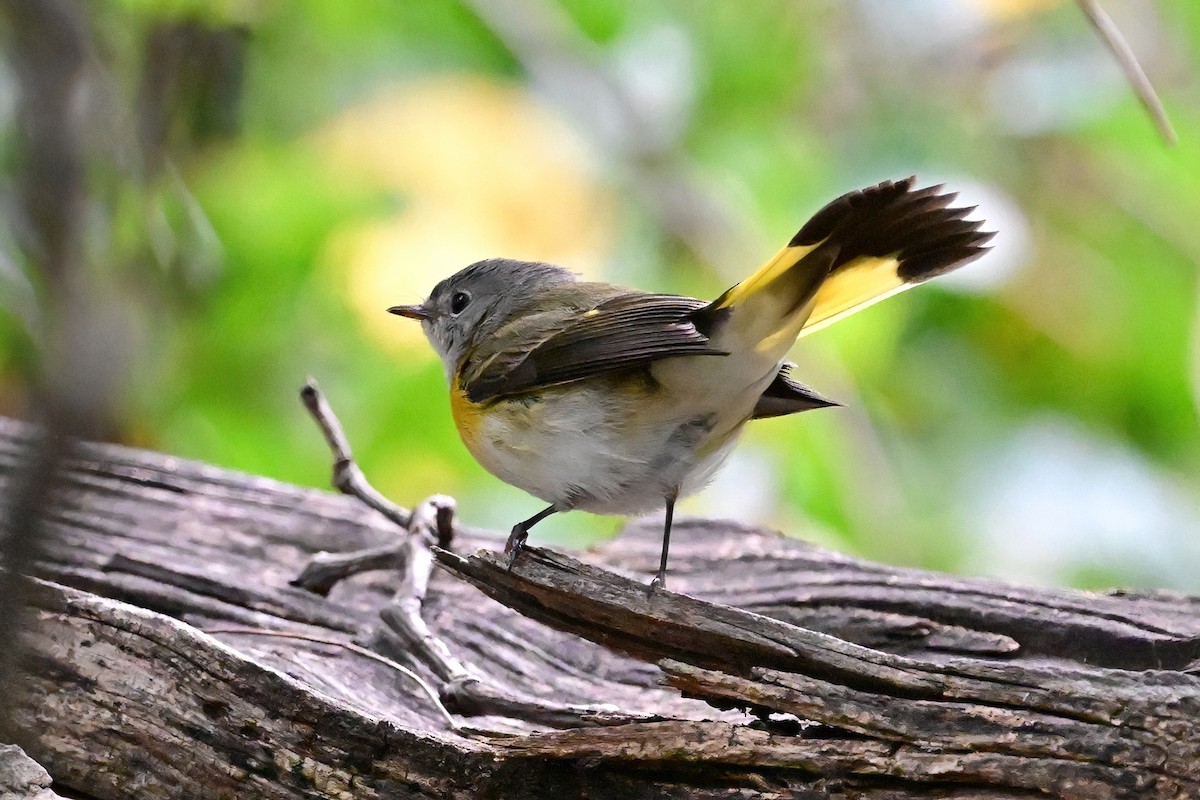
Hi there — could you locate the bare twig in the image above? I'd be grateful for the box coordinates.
[1077,0,1177,146]
[372,496,469,686]
[299,377,411,528]
[294,378,419,594]
[290,541,408,596]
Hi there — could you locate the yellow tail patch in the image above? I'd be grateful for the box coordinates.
[712,243,820,311]
[710,177,991,343]
[715,246,908,337]
[798,255,907,336]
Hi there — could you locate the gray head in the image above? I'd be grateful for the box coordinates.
[389,258,576,375]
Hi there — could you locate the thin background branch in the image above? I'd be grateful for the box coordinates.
[1078,0,1177,146]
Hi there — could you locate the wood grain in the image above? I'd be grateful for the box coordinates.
[2,416,1197,799]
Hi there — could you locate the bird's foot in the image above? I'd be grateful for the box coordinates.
[647,570,667,595]
[504,524,528,570]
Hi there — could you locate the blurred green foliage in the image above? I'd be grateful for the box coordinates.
[3,0,1200,590]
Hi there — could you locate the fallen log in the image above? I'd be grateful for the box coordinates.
[1,415,1197,799]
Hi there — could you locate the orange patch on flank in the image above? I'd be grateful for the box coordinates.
[449,379,485,451]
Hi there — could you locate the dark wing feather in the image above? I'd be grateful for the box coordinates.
[463,293,727,403]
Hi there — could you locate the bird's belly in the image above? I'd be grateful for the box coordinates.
[454,377,748,515]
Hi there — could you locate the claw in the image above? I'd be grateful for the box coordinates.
[502,505,557,570]
[504,524,527,571]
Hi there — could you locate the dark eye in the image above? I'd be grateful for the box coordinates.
[449,290,471,315]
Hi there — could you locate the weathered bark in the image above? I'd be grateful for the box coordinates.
[1,415,1198,799]
[0,745,65,800]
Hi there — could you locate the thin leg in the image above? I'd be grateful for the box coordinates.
[505,504,557,568]
[649,494,677,593]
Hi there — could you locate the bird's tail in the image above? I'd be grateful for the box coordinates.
[703,177,993,362]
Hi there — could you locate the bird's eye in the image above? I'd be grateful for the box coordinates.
[449,291,471,315]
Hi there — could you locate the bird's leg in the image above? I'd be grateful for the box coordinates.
[505,504,557,569]
[649,494,677,593]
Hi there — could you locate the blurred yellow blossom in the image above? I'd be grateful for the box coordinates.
[316,75,615,351]
[971,0,1063,20]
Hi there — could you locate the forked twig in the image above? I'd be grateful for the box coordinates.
[294,378,649,728]
[290,377,416,595]
[371,499,639,727]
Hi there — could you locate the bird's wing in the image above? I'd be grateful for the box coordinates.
[460,292,727,403]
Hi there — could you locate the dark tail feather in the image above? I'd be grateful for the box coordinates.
[792,176,994,283]
[796,177,995,335]
[751,363,840,420]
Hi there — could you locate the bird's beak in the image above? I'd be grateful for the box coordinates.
[388,304,431,321]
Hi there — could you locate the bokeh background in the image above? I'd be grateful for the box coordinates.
[3,0,1199,590]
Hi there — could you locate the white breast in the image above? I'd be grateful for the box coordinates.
[464,367,763,516]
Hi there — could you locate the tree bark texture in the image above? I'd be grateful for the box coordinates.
[0,744,65,800]
[1,416,1197,799]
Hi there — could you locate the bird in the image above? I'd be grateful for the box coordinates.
[389,177,992,590]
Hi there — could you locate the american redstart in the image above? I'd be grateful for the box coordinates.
[390,177,992,590]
